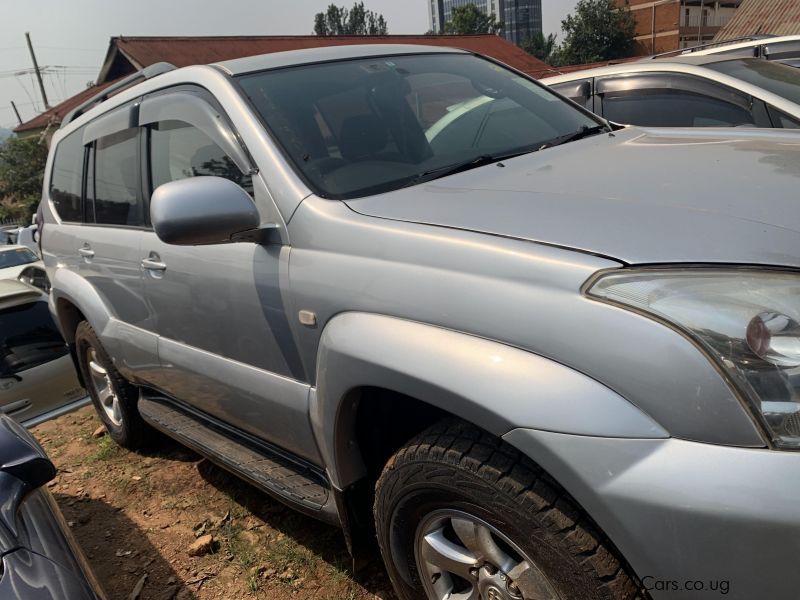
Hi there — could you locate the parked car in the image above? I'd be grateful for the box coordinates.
[41,45,800,600]
[678,34,800,62]
[0,280,86,426]
[0,411,105,598]
[542,55,800,128]
[0,245,44,280]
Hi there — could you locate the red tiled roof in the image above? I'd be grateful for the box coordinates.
[16,35,551,133]
[112,34,550,77]
[715,0,800,40]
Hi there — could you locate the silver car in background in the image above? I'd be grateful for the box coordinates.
[0,280,86,426]
[543,55,800,128]
[39,45,800,600]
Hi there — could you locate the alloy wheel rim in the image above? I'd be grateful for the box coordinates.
[87,348,123,427]
[414,509,561,600]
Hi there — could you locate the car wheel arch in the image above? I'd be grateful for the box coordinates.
[311,312,668,492]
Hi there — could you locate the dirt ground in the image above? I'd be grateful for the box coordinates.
[31,406,397,600]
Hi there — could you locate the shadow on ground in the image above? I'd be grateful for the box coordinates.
[55,492,196,600]
[196,459,396,599]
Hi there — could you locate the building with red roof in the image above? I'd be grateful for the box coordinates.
[15,34,552,139]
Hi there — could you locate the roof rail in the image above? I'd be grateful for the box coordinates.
[62,62,177,126]
[646,35,775,60]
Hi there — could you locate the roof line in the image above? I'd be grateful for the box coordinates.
[112,34,504,41]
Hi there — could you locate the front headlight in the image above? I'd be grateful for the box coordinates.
[587,268,800,449]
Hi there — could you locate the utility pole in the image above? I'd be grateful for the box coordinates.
[698,0,704,42]
[24,32,50,110]
[10,101,22,125]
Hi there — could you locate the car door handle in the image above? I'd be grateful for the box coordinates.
[78,247,95,258]
[141,258,167,272]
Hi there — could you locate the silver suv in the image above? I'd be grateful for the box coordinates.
[41,45,800,600]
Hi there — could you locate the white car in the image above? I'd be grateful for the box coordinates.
[542,55,800,129]
[678,35,800,63]
[0,245,43,280]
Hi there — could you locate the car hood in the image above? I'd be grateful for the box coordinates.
[344,127,800,267]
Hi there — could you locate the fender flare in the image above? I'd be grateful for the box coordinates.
[50,268,113,342]
[310,312,667,489]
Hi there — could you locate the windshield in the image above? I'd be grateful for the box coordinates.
[0,247,37,269]
[705,59,800,105]
[237,53,601,199]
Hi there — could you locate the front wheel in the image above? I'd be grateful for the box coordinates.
[374,419,643,600]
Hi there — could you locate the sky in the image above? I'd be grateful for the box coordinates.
[0,0,578,129]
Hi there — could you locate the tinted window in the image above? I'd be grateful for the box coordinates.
[0,301,68,374]
[93,128,143,226]
[49,129,84,222]
[705,59,800,106]
[602,90,754,127]
[0,247,37,269]
[771,109,800,128]
[237,53,600,199]
[149,120,253,195]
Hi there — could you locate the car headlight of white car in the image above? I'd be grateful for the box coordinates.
[588,268,800,449]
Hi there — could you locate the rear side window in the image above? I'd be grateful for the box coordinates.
[49,129,84,222]
[602,90,754,127]
[148,120,253,195]
[0,301,68,374]
[93,129,143,226]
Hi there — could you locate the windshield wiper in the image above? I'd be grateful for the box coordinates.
[538,124,609,150]
[404,146,541,188]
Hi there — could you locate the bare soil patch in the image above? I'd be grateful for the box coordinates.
[32,406,396,600]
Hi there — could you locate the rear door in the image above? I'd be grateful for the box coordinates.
[77,102,155,379]
[137,88,318,463]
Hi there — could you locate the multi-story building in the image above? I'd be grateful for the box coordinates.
[618,0,743,55]
[428,0,543,46]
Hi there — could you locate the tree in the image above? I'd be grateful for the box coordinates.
[552,0,635,66]
[313,2,388,36]
[444,4,503,35]
[0,136,47,221]
[522,32,557,62]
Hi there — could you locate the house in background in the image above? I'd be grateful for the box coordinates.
[714,0,800,41]
[14,34,550,141]
[618,0,743,55]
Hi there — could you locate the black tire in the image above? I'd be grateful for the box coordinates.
[74,321,152,450]
[375,419,644,600]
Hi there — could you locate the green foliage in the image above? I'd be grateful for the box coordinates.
[552,0,635,66]
[313,2,388,36]
[444,4,504,35]
[522,32,558,62]
[0,135,47,221]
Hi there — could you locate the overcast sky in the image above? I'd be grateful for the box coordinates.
[0,0,578,129]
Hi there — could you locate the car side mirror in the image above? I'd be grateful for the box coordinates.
[150,176,262,246]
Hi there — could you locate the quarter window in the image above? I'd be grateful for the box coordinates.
[93,128,143,226]
[49,129,85,222]
[148,120,253,195]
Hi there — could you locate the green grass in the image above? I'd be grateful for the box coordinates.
[86,435,122,463]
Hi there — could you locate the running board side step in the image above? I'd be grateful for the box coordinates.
[138,395,336,523]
